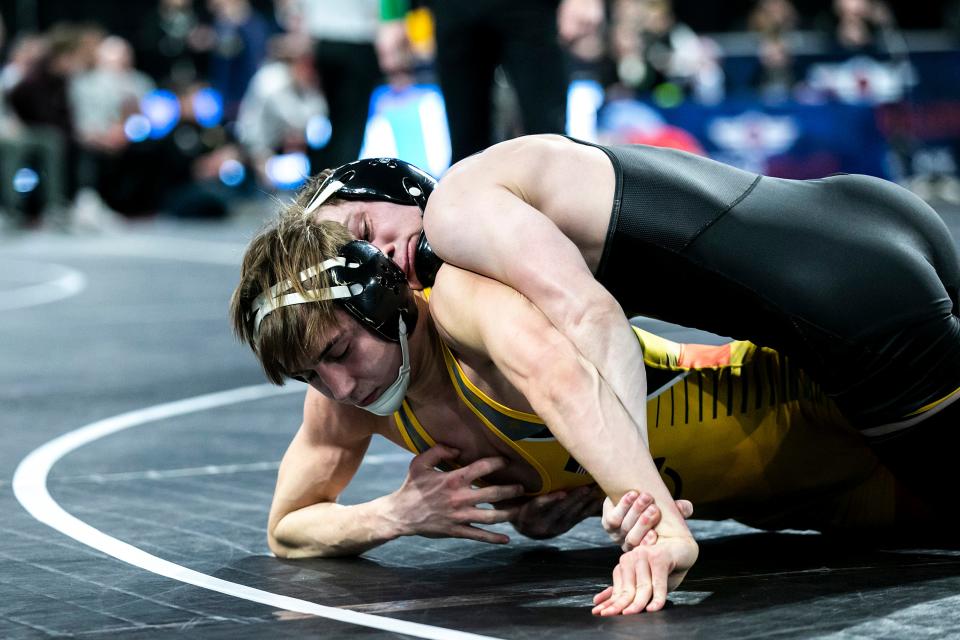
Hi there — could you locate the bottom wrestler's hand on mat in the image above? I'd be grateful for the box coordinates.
[602,492,695,551]
[387,444,526,544]
[508,484,604,539]
[592,535,699,615]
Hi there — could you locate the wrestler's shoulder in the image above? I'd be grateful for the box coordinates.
[440,135,588,185]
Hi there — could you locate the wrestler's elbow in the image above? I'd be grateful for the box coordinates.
[268,514,328,560]
[555,290,626,345]
[267,526,294,559]
[524,349,596,427]
[268,526,338,560]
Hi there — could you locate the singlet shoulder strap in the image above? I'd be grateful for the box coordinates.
[393,400,435,454]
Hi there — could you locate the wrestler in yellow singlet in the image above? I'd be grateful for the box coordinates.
[395,326,909,533]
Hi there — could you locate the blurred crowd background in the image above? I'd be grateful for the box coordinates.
[0,0,957,231]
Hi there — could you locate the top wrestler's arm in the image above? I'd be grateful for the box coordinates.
[424,160,655,487]
[430,266,693,540]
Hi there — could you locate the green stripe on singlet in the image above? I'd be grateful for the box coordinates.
[397,407,430,454]
[447,358,554,441]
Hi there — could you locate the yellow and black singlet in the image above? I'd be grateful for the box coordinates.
[393,325,892,521]
[394,340,596,495]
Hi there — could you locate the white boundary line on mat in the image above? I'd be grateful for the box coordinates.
[13,383,501,640]
[0,260,87,310]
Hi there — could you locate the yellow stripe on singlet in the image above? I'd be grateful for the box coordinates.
[439,342,555,494]
[393,404,421,454]
[394,400,438,454]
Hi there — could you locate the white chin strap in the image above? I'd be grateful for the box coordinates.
[360,316,411,416]
[251,258,411,416]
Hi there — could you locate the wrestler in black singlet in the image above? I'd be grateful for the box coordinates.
[571,137,960,499]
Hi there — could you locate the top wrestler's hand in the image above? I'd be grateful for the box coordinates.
[386,444,526,544]
[507,484,604,539]
[592,535,699,616]
[602,492,695,552]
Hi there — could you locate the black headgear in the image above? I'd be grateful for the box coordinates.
[332,240,418,342]
[304,158,444,286]
[251,240,418,343]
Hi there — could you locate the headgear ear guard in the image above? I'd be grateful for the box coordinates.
[251,240,417,342]
[304,158,444,286]
[334,241,418,342]
[250,240,419,415]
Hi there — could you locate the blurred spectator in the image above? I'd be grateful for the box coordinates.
[7,25,85,140]
[1,33,46,92]
[136,0,215,87]
[281,0,380,168]
[155,82,243,218]
[5,25,88,226]
[76,23,108,73]
[70,36,159,217]
[751,34,796,102]
[827,0,897,54]
[72,36,155,152]
[747,0,799,36]
[806,0,912,104]
[611,0,724,104]
[236,33,327,186]
[558,0,607,64]
[382,0,575,163]
[0,23,44,227]
[207,0,273,121]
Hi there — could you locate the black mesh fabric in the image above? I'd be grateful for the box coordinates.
[566,137,960,430]
[603,143,760,255]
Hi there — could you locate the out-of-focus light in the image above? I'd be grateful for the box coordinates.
[194,87,224,128]
[124,114,152,142]
[306,115,332,149]
[12,168,39,193]
[652,82,684,109]
[265,152,310,190]
[140,89,180,139]
[566,79,605,142]
[219,159,246,187]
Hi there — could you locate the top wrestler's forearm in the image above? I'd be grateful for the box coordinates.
[269,495,404,559]
[549,294,653,449]
[429,266,690,538]
[521,348,691,538]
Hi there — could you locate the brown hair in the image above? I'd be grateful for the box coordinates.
[229,171,353,384]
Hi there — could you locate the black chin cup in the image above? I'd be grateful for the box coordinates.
[332,241,418,342]
[325,158,436,210]
[414,231,443,287]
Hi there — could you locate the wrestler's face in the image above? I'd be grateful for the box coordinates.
[292,308,403,407]
[316,200,426,289]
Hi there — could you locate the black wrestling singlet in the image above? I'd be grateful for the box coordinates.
[572,137,960,432]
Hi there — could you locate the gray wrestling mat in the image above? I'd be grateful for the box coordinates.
[3,204,959,639]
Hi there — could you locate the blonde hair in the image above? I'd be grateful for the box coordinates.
[229,171,353,384]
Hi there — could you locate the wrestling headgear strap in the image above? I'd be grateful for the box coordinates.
[251,240,418,415]
[304,158,443,287]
